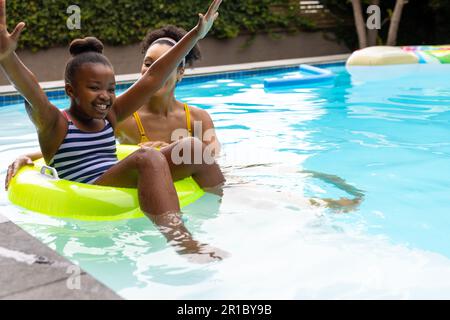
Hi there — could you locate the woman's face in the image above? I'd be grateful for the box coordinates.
[141,43,184,97]
[67,63,116,119]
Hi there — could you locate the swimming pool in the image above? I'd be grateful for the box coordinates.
[1,62,450,299]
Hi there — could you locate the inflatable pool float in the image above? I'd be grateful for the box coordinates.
[346,45,450,82]
[7,145,204,221]
[264,64,335,89]
[347,45,450,66]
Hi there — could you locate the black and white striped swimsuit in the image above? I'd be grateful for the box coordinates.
[48,111,118,184]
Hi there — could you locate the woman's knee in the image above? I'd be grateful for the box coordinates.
[180,137,205,151]
[180,137,206,160]
[133,147,168,170]
[171,137,207,165]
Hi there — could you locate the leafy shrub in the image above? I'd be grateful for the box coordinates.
[7,0,313,51]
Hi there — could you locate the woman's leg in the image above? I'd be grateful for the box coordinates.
[94,147,180,215]
[303,170,365,213]
[160,137,225,190]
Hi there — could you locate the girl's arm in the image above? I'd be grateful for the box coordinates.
[112,0,222,122]
[0,1,61,133]
[5,151,42,191]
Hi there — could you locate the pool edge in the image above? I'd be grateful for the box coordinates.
[0,54,350,96]
[0,220,123,300]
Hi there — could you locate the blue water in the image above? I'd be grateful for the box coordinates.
[1,63,450,299]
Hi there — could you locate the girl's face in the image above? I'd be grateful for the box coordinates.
[66,63,116,119]
[141,44,184,97]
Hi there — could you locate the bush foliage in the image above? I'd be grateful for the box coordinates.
[6,0,313,51]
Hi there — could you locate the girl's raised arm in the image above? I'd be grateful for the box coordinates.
[0,0,60,133]
[112,0,222,122]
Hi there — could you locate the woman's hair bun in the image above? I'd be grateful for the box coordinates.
[69,37,104,57]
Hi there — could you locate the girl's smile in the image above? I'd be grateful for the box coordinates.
[67,63,116,119]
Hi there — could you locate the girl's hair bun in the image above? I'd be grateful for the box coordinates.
[69,37,104,57]
[65,37,112,85]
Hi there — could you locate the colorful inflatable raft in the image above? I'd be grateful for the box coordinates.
[347,45,450,66]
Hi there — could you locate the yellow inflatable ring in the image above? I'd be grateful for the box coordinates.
[7,145,204,221]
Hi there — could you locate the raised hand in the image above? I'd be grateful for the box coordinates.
[0,0,25,61]
[196,0,222,39]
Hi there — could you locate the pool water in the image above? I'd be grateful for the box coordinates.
[1,63,450,299]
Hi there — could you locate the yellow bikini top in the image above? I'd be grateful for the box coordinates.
[133,103,192,144]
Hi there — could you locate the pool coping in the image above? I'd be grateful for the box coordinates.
[0,216,123,300]
[0,54,349,96]
[0,54,348,300]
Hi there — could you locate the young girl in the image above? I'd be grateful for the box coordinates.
[0,0,226,261]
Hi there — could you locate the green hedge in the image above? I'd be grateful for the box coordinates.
[7,0,313,51]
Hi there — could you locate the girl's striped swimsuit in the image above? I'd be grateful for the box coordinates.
[48,111,118,184]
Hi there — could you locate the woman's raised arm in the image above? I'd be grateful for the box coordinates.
[112,0,222,122]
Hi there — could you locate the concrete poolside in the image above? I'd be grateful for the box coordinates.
[0,213,122,300]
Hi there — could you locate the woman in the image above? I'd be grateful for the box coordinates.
[116,25,220,156]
